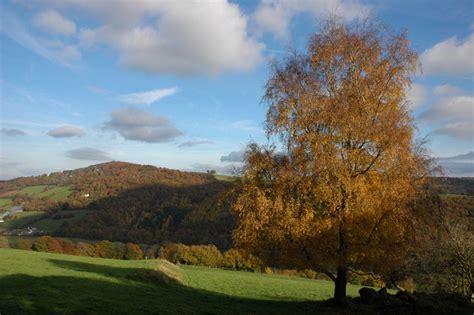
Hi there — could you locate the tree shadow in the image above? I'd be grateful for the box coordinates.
[2,258,471,314]
[0,258,329,315]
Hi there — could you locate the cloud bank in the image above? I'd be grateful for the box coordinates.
[254,0,371,39]
[32,9,76,36]
[421,34,474,76]
[104,108,182,143]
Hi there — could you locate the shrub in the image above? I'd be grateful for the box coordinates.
[189,245,222,267]
[58,239,79,255]
[124,243,144,260]
[77,242,97,257]
[32,236,63,253]
[399,277,416,293]
[16,239,34,250]
[144,244,160,259]
[95,240,115,258]
[113,242,127,259]
[349,270,385,288]
[222,249,261,271]
[159,243,223,266]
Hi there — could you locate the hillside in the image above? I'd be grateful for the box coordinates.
[0,162,236,248]
[0,162,472,248]
[0,248,362,314]
[2,249,472,314]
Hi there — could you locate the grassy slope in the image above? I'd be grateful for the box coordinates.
[19,185,71,201]
[31,210,92,234]
[1,209,92,235]
[182,265,361,302]
[0,249,367,314]
[0,198,12,209]
[0,211,45,229]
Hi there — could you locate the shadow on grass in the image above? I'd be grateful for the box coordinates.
[0,259,327,315]
[1,259,471,314]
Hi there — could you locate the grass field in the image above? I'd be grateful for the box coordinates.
[0,209,92,235]
[19,185,72,201]
[0,248,368,314]
[30,210,92,234]
[0,198,12,209]
[214,174,239,182]
[0,211,45,230]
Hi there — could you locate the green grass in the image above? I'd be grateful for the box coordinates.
[1,211,45,229]
[214,174,239,182]
[182,265,362,302]
[0,248,371,314]
[31,210,92,234]
[18,185,71,201]
[0,210,92,234]
[0,198,12,209]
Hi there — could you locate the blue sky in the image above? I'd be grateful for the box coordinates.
[0,0,473,179]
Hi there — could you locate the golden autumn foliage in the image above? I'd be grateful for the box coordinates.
[233,19,431,303]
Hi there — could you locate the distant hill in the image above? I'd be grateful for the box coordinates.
[0,162,472,248]
[0,162,236,248]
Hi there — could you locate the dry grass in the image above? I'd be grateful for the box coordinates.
[154,259,183,285]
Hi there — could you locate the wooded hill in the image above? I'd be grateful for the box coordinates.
[0,162,472,248]
[0,162,236,248]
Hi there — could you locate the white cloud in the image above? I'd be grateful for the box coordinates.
[432,84,466,96]
[32,9,76,36]
[421,34,474,76]
[119,87,178,106]
[72,1,264,75]
[254,0,371,39]
[57,45,81,61]
[66,148,110,161]
[103,108,182,143]
[406,83,426,110]
[1,128,27,137]
[221,151,245,162]
[434,122,474,140]
[0,8,79,66]
[420,93,474,140]
[47,125,84,138]
[178,139,213,148]
[421,96,474,122]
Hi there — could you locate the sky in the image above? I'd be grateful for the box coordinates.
[0,0,473,179]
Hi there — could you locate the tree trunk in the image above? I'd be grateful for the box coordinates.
[334,267,348,305]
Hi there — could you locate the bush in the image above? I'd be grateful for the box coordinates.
[222,249,261,271]
[32,236,63,253]
[113,242,127,259]
[77,242,97,257]
[58,239,78,255]
[144,244,160,259]
[95,240,115,258]
[189,245,222,267]
[159,243,223,267]
[124,243,144,260]
[16,239,34,250]
[349,270,385,288]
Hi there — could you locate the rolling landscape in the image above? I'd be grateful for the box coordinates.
[1,0,473,314]
[0,162,473,313]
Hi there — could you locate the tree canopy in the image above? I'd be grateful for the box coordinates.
[233,19,431,303]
